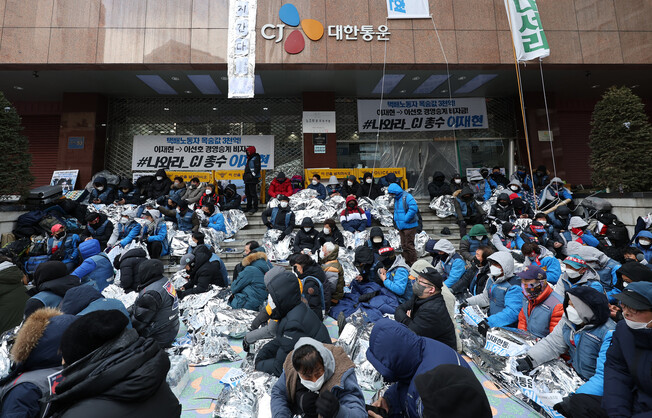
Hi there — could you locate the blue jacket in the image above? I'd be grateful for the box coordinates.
[469,274,523,328]
[208,212,227,234]
[143,221,169,256]
[562,230,600,248]
[176,209,194,232]
[229,252,271,311]
[477,179,492,201]
[633,231,652,263]
[388,184,419,230]
[383,257,412,304]
[526,256,562,284]
[308,182,327,200]
[564,321,615,396]
[439,253,466,288]
[115,221,141,248]
[366,319,468,418]
[71,240,114,291]
[47,234,80,266]
[454,198,479,218]
[603,321,652,417]
[59,285,131,326]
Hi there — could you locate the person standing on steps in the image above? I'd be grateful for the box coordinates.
[243,146,261,215]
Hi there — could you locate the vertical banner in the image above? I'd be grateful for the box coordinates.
[228,0,258,98]
[504,0,550,62]
[386,0,431,19]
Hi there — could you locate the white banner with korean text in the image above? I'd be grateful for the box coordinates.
[228,0,258,98]
[386,0,431,19]
[504,0,550,62]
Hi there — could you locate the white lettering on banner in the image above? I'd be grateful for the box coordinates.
[228,0,258,98]
[462,305,486,327]
[261,24,390,43]
[131,135,275,171]
[357,98,488,132]
[386,0,431,19]
[504,0,550,62]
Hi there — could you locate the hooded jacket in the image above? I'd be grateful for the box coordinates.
[454,186,484,219]
[271,338,367,418]
[427,171,452,200]
[633,230,652,264]
[299,262,331,320]
[43,328,181,418]
[394,290,457,350]
[388,183,419,230]
[89,176,116,204]
[59,285,130,323]
[554,263,604,296]
[466,252,522,328]
[229,251,271,311]
[146,169,172,200]
[114,247,147,292]
[566,241,621,298]
[142,213,170,256]
[357,173,382,200]
[71,239,115,291]
[262,205,295,239]
[459,224,492,262]
[268,175,294,198]
[322,246,345,303]
[507,179,524,197]
[255,271,331,377]
[243,147,261,183]
[168,180,186,203]
[540,177,572,204]
[382,254,412,303]
[0,261,28,334]
[116,179,141,205]
[107,210,141,248]
[366,227,389,257]
[488,192,514,223]
[527,287,615,397]
[340,195,367,233]
[181,181,204,204]
[341,175,360,198]
[522,248,563,285]
[292,217,319,254]
[366,319,468,418]
[317,224,345,247]
[180,244,226,298]
[433,239,467,288]
[28,262,81,315]
[560,216,600,250]
[81,213,114,247]
[219,184,242,210]
[47,231,81,267]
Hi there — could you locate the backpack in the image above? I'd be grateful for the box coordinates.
[270,208,292,228]
[38,214,65,233]
[16,210,45,228]
[291,175,304,193]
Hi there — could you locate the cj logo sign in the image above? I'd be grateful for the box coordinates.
[260,4,323,54]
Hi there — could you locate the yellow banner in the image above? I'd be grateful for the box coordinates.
[355,167,407,189]
[213,170,245,181]
[304,168,356,185]
[166,171,213,183]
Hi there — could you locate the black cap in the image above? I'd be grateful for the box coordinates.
[278,194,289,201]
[419,267,444,288]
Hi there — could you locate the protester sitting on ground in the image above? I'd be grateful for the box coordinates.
[521,242,562,284]
[490,166,509,187]
[519,286,615,417]
[292,254,330,320]
[492,222,523,252]
[320,242,345,308]
[196,183,218,209]
[366,319,469,418]
[145,169,172,200]
[377,247,412,304]
[340,195,367,233]
[177,248,227,300]
[449,246,495,299]
[167,176,185,201]
[378,173,399,189]
[566,241,622,301]
[540,177,573,206]
[169,200,193,232]
[507,178,526,199]
[139,210,169,260]
[24,261,81,318]
[617,261,652,290]
[353,246,382,285]
[232,241,260,283]
[71,239,114,291]
[44,310,182,417]
[450,173,464,192]
[271,337,367,418]
[427,171,452,200]
[464,252,522,335]
[341,175,360,198]
[454,186,485,238]
[59,284,129,320]
[366,226,388,259]
[413,364,492,418]
[292,217,319,256]
[394,267,456,350]
[115,178,141,205]
[317,218,345,247]
[268,171,293,198]
[0,308,77,417]
[459,224,494,263]
[326,175,341,197]
[388,183,419,266]
[473,169,493,201]
[517,265,564,338]
[358,172,382,200]
[89,176,116,204]
[181,177,204,205]
[424,239,439,267]
[0,256,28,334]
[260,194,295,241]
[510,165,533,191]
[555,255,605,296]
[113,247,147,293]
[196,202,227,234]
[47,224,80,272]
[242,267,286,352]
[603,282,652,417]
[488,192,515,224]
[531,165,549,190]
[432,239,467,288]
[559,216,600,253]
[156,195,180,223]
[255,270,331,377]
[81,213,114,249]
[549,205,572,235]
[632,230,652,264]
[107,209,141,249]
[218,183,241,210]
[512,197,534,219]
[130,259,179,348]
[187,231,228,282]
[308,174,327,200]
[228,246,271,311]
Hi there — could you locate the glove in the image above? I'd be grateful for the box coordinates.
[458,300,469,312]
[553,396,571,416]
[201,218,209,227]
[264,222,272,228]
[315,391,340,418]
[250,309,270,330]
[242,338,251,353]
[477,320,490,337]
[278,233,286,241]
[515,356,534,373]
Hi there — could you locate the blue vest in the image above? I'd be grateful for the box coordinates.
[88,219,111,237]
[32,291,63,308]
[522,291,563,338]
[118,222,138,240]
[83,253,115,291]
[596,259,620,291]
[488,276,520,316]
[456,198,476,217]
[500,236,518,250]
[140,278,179,343]
[442,253,464,277]
[562,320,616,381]
[468,237,489,253]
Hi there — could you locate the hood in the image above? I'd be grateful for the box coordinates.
[11,308,77,371]
[385,173,398,183]
[363,172,373,180]
[433,239,455,255]
[323,245,340,262]
[354,246,374,265]
[137,259,165,289]
[246,146,257,155]
[387,183,404,196]
[497,193,510,202]
[0,262,24,285]
[267,271,302,319]
[618,262,652,283]
[114,247,147,269]
[60,285,103,315]
[144,209,161,222]
[432,171,445,182]
[79,239,101,260]
[566,241,610,268]
[154,168,167,178]
[565,286,610,327]
[468,224,488,237]
[225,183,237,195]
[550,177,563,184]
[121,208,138,220]
[293,337,336,383]
[264,265,286,287]
[459,185,475,198]
[118,179,133,190]
[370,226,384,239]
[388,254,410,273]
[468,171,483,182]
[327,176,339,186]
[555,205,571,219]
[635,230,652,242]
[508,179,522,188]
[568,216,588,229]
[34,261,68,286]
[242,251,268,267]
[487,252,515,281]
[367,318,424,383]
[93,176,108,188]
[300,217,314,228]
[345,194,358,207]
[276,172,286,180]
[192,244,213,268]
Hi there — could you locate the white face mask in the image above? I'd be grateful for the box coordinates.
[347,181,353,186]
[312,180,318,186]
[623,281,629,288]
[280,201,288,208]
[372,237,382,244]
[120,217,129,224]
[96,186,104,191]
[454,179,462,184]
[303,227,311,233]
[319,250,325,259]
[174,181,180,186]
[473,236,483,241]
[565,306,584,325]
[156,176,163,181]
[323,228,331,235]
[366,178,372,184]
[489,265,503,277]
[507,232,516,238]
[510,185,519,192]
[566,269,581,279]
[206,189,212,194]
[639,238,651,246]
[267,295,276,310]
[625,318,652,330]
[189,240,197,247]
[300,374,325,393]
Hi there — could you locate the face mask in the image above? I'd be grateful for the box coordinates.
[366,178,372,184]
[95,186,104,191]
[312,180,318,186]
[489,265,503,277]
[300,374,325,393]
[280,201,288,208]
[176,208,181,213]
[521,281,543,300]
[565,306,584,325]
[510,185,519,192]
[323,228,331,235]
[372,237,382,244]
[319,250,325,259]
[267,294,276,310]
[174,181,180,186]
[347,202,355,208]
[54,232,65,240]
[412,281,428,298]
[156,176,163,181]
[347,181,353,186]
[639,239,651,247]
[481,172,488,179]
[454,179,462,184]
[189,240,197,247]
[507,232,516,238]
[473,236,483,241]
[566,269,581,280]
[625,318,652,330]
[623,281,629,288]
[206,189,212,195]
[191,184,198,189]
[303,227,311,233]
[382,257,395,269]
[120,217,129,224]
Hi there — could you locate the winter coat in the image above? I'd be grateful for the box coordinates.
[115,248,147,292]
[262,206,295,239]
[603,320,652,417]
[488,193,514,223]
[88,177,117,204]
[459,225,493,262]
[28,262,81,314]
[292,217,319,254]
[508,173,532,191]
[341,178,360,198]
[433,240,467,288]
[268,178,294,198]
[307,182,327,199]
[565,241,620,295]
[271,339,367,418]
[0,261,28,334]
[366,319,468,418]
[491,232,524,252]
[255,271,331,377]
[554,268,604,296]
[243,152,261,183]
[633,230,652,264]
[59,285,130,324]
[168,182,186,203]
[388,183,419,230]
[450,262,490,297]
[71,239,114,291]
[175,208,193,232]
[197,191,217,209]
[300,263,331,320]
[523,252,562,284]
[42,328,181,418]
[340,195,367,233]
[180,245,226,298]
[322,247,345,303]
[229,251,271,311]
[383,255,413,303]
[454,187,485,219]
[395,292,456,350]
[181,182,205,204]
[81,213,114,248]
[108,220,141,248]
[47,233,81,267]
[206,211,227,234]
[131,260,179,347]
[146,169,172,200]
[427,172,452,200]
[116,180,142,205]
[517,285,564,338]
[317,225,345,247]
[219,184,242,210]
[142,218,170,256]
[357,180,382,200]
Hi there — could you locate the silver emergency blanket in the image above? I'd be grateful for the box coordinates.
[171,269,189,289]
[200,226,225,251]
[341,230,370,251]
[262,229,293,261]
[414,231,430,258]
[371,194,394,227]
[214,371,278,418]
[101,284,138,309]
[481,185,506,215]
[166,355,191,397]
[514,217,533,233]
[385,228,402,250]
[429,195,456,218]
[0,326,19,380]
[319,195,346,222]
[170,231,193,256]
[335,312,383,391]
[224,210,249,237]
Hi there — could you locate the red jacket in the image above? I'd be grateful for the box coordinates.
[268,178,293,198]
[518,284,564,336]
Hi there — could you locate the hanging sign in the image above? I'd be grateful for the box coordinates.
[386,0,431,19]
[131,135,274,171]
[228,0,258,98]
[303,111,336,133]
[357,98,488,132]
[504,0,550,62]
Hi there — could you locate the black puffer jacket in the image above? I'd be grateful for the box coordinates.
[292,218,319,254]
[179,245,226,298]
[357,173,382,200]
[219,184,242,210]
[81,213,114,248]
[115,248,148,293]
[255,271,331,377]
[33,261,80,296]
[395,293,457,350]
[317,226,345,247]
[427,171,452,200]
[147,169,172,200]
[43,328,181,418]
[341,175,360,198]
[299,262,331,320]
[488,193,514,223]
